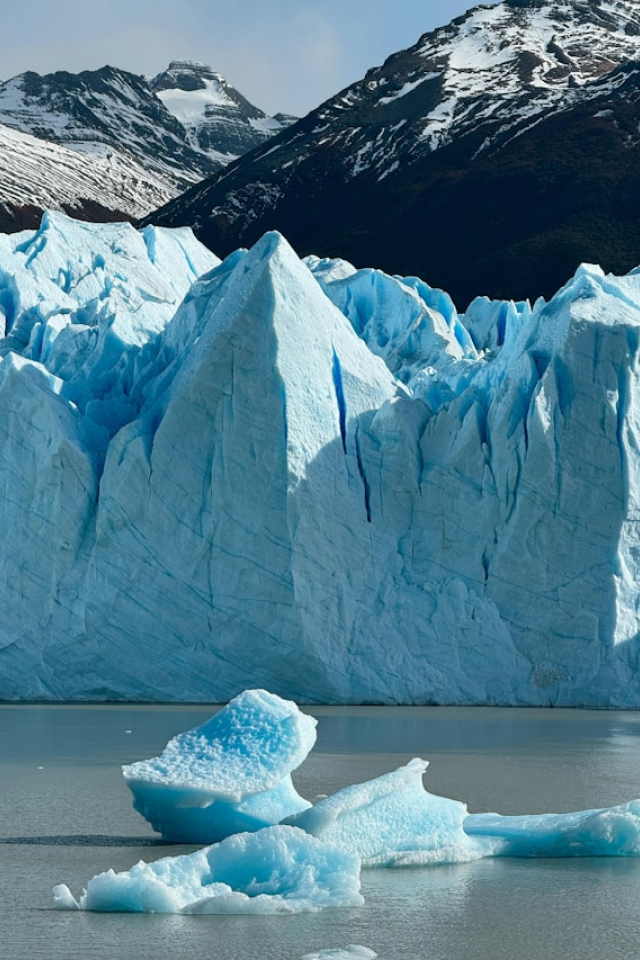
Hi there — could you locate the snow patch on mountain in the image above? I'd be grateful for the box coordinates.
[151,61,295,161]
[0,62,295,226]
[0,122,176,219]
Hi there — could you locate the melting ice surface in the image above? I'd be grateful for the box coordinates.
[53,690,640,914]
[289,758,640,864]
[464,803,640,857]
[288,758,484,867]
[123,689,317,842]
[52,825,363,914]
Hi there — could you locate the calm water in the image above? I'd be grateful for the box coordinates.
[2,705,640,960]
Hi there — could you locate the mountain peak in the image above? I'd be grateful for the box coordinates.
[152,61,225,94]
[146,0,640,306]
[150,60,295,157]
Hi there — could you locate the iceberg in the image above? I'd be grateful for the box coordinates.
[52,687,640,920]
[4,214,640,705]
[52,824,363,914]
[464,803,640,858]
[286,751,640,865]
[301,950,378,960]
[288,758,483,866]
[123,689,317,843]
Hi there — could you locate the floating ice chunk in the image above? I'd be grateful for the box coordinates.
[464,802,640,857]
[288,758,483,866]
[123,689,317,843]
[301,948,378,960]
[53,825,363,914]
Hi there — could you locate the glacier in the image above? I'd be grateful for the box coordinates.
[53,824,363,914]
[123,689,316,842]
[2,212,640,704]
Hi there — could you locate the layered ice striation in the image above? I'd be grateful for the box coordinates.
[53,824,363,914]
[288,758,482,866]
[123,689,316,843]
[5,214,640,704]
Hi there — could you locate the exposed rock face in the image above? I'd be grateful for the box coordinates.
[0,63,295,229]
[151,60,294,160]
[146,0,640,306]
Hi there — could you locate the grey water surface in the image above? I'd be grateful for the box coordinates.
[2,704,640,960]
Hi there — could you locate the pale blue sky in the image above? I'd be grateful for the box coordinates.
[0,0,499,116]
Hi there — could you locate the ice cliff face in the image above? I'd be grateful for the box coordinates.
[3,213,640,706]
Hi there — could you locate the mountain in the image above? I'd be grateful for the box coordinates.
[0,62,294,230]
[2,213,640,705]
[0,121,176,232]
[146,0,640,306]
[150,60,295,161]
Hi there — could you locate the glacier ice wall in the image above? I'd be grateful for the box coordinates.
[2,214,640,705]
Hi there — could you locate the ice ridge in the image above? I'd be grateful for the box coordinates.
[2,215,640,705]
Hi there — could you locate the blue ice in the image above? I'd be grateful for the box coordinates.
[464,803,640,857]
[123,689,317,843]
[53,825,363,914]
[288,758,483,866]
[53,689,640,916]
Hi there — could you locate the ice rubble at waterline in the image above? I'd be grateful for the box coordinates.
[53,824,364,914]
[3,213,640,705]
[54,690,640,915]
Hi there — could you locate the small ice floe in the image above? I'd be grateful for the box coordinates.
[301,947,379,960]
[53,825,362,914]
[122,689,317,843]
[464,802,640,858]
[288,758,484,866]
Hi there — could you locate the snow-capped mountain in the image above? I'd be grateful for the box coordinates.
[151,60,295,162]
[0,121,174,231]
[147,0,640,304]
[0,62,294,230]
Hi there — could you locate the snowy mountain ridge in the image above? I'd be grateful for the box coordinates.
[0,121,173,222]
[202,0,640,187]
[148,0,640,304]
[404,0,640,155]
[151,60,293,161]
[0,61,294,231]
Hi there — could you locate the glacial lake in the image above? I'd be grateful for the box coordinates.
[3,705,640,960]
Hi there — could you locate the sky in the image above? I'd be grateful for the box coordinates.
[0,0,499,117]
